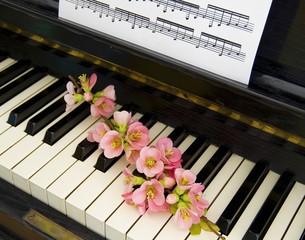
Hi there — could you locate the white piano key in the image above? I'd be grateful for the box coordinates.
[30,131,89,203]
[223,171,280,240]
[47,106,132,214]
[0,93,68,184]
[282,195,305,240]
[85,126,175,237]
[12,113,98,194]
[153,154,244,240]
[65,121,166,226]
[0,58,16,72]
[105,135,196,240]
[187,159,254,240]
[263,182,305,240]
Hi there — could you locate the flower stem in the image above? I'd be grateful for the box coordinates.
[202,216,226,240]
[68,75,81,89]
[102,116,116,130]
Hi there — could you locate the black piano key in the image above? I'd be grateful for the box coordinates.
[243,171,295,240]
[43,102,91,145]
[7,77,67,126]
[73,138,99,162]
[217,160,269,235]
[0,59,31,87]
[0,67,47,105]
[25,97,66,135]
[73,104,136,161]
[167,125,188,147]
[0,54,7,62]
[196,145,232,186]
[181,135,209,170]
[95,112,158,172]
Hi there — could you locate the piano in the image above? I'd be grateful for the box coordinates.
[0,0,304,239]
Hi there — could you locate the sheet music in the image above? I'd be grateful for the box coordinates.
[59,0,273,85]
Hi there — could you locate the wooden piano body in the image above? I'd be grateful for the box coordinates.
[0,0,304,239]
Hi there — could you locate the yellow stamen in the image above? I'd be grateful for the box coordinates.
[124,176,133,184]
[111,138,121,149]
[181,208,190,222]
[181,176,189,186]
[165,149,174,157]
[129,131,142,142]
[145,158,156,168]
[146,186,156,199]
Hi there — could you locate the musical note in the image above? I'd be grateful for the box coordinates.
[66,0,246,61]
[154,18,194,41]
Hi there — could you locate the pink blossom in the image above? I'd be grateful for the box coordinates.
[125,146,140,164]
[122,167,136,192]
[64,81,77,111]
[126,122,150,150]
[99,130,124,158]
[175,168,197,190]
[87,122,110,143]
[156,137,182,165]
[174,205,200,230]
[90,96,115,118]
[188,184,209,216]
[102,85,116,101]
[136,147,164,178]
[113,111,132,134]
[132,179,166,212]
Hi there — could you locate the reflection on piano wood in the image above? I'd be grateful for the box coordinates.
[0,53,304,239]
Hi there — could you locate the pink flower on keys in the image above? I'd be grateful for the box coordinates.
[136,146,164,178]
[175,168,197,191]
[132,179,166,213]
[125,146,140,164]
[188,184,209,216]
[113,110,132,135]
[126,122,150,150]
[87,122,110,143]
[174,204,200,230]
[156,137,182,165]
[64,81,82,111]
[99,130,124,158]
[90,96,115,118]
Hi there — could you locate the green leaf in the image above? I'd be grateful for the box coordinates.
[199,219,211,232]
[169,203,178,215]
[199,218,220,232]
[190,224,201,235]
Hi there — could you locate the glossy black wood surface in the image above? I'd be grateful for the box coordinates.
[0,0,305,138]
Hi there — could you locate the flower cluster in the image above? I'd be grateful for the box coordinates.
[64,73,223,238]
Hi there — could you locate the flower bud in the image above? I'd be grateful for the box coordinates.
[84,92,93,102]
[160,176,176,189]
[166,193,179,204]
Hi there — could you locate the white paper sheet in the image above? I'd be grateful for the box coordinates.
[59,0,273,85]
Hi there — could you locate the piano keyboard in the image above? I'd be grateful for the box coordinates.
[0,56,305,240]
